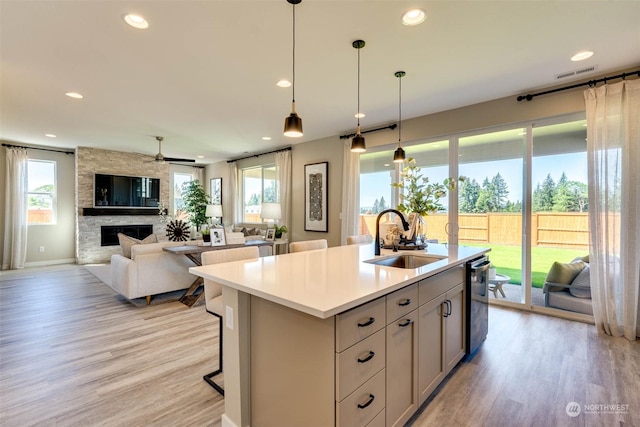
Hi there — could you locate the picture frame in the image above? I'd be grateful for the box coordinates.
[304,162,328,232]
[210,177,222,205]
[210,228,226,246]
[265,228,276,241]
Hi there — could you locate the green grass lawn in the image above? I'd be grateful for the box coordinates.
[461,242,587,288]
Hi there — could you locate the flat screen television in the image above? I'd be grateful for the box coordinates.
[94,173,160,208]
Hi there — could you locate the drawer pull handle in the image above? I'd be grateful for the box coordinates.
[357,317,375,327]
[357,351,375,363]
[398,298,412,307]
[399,319,413,327]
[357,394,375,409]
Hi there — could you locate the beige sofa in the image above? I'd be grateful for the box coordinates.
[110,240,197,303]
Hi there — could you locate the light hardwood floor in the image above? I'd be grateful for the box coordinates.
[1,265,638,426]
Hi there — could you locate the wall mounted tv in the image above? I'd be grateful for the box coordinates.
[94,174,160,208]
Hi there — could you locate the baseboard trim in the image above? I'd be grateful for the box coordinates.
[221,414,238,427]
[24,258,76,268]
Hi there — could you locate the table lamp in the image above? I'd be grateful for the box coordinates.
[260,202,281,229]
[206,204,223,226]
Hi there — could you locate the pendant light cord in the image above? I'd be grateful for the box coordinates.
[357,46,361,128]
[292,4,296,103]
[398,75,402,146]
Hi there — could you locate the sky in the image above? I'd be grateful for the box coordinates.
[361,152,588,209]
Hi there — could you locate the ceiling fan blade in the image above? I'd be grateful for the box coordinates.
[164,157,196,163]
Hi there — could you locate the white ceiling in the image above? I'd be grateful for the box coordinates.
[2,1,639,164]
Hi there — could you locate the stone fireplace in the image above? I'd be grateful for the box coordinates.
[76,147,170,264]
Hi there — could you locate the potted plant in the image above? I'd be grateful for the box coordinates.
[180,180,210,230]
[274,224,288,239]
[201,227,211,245]
[391,158,464,240]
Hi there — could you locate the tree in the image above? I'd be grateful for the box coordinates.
[533,174,555,212]
[490,173,509,211]
[264,181,276,203]
[459,178,481,213]
[379,196,387,212]
[372,198,380,214]
[247,193,260,206]
[475,178,493,213]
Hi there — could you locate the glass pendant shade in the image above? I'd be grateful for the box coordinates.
[393,146,406,162]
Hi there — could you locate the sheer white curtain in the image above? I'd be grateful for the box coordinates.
[229,162,242,225]
[340,140,361,245]
[192,166,203,185]
[275,150,292,229]
[584,79,640,340]
[2,147,29,270]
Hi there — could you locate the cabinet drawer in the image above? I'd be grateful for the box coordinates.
[419,265,464,305]
[337,369,386,427]
[336,329,386,401]
[366,409,385,427]
[386,283,418,324]
[336,297,386,352]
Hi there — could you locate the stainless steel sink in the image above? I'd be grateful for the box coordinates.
[365,254,446,269]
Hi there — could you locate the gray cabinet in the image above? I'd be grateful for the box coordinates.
[385,283,419,427]
[417,266,466,406]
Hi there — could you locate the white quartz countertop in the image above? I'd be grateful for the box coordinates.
[190,243,489,319]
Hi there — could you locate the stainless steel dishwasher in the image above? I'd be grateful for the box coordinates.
[466,256,490,357]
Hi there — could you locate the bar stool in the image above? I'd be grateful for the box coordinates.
[201,246,260,396]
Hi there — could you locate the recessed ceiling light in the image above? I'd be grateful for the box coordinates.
[355,113,366,118]
[571,51,593,62]
[124,14,149,29]
[276,79,291,88]
[402,9,427,26]
[65,92,83,99]
[197,155,204,159]
[262,136,272,141]
[384,163,390,167]
[45,134,56,138]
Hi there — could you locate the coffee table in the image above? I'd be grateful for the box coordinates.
[488,273,510,298]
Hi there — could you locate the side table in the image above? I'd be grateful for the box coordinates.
[272,239,288,255]
[488,273,510,298]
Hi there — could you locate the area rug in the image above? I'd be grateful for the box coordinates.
[84,264,202,307]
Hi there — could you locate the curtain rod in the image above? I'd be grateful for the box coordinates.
[339,123,397,140]
[517,70,640,102]
[227,146,292,163]
[2,143,75,155]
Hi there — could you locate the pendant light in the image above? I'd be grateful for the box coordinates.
[350,40,366,152]
[393,71,406,162]
[284,0,303,137]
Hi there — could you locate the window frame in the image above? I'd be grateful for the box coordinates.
[241,164,276,224]
[27,159,57,225]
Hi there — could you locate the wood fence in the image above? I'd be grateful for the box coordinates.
[361,212,589,250]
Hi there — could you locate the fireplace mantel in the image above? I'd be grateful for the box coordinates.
[83,208,162,216]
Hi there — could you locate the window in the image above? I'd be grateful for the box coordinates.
[173,173,192,213]
[242,165,276,223]
[28,160,56,225]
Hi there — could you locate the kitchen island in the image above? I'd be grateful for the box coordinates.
[191,243,489,427]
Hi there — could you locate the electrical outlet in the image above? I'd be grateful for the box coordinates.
[225,306,234,330]
[39,246,45,253]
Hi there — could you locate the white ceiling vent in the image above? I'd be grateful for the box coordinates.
[555,65,598,80]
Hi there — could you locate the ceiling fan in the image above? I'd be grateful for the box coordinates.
[152,136,195,163]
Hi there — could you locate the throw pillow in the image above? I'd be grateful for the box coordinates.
[569,264,591,298]
[545,261,585,292]
[118,232,157,258]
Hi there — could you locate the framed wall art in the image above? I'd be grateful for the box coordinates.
[210,177,222,205]
[304,162,328,232]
